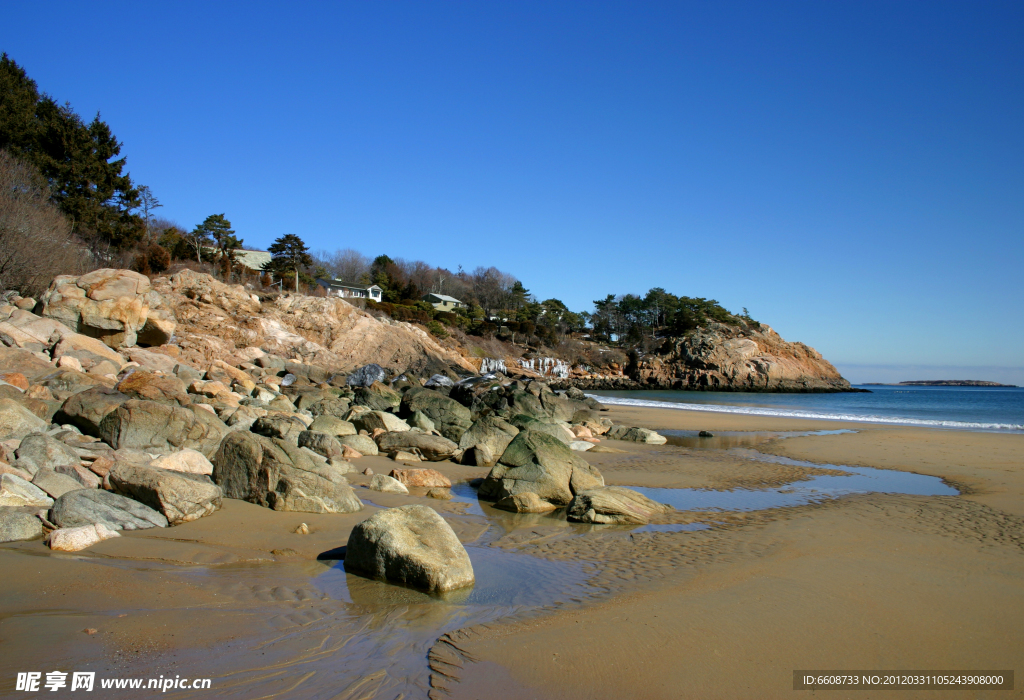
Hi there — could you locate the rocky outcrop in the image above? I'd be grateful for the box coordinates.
[38,269,175,349]
[212,431,363,514]
[376,432,459,462]
[554,322,854,392]
[50,489,168,530]
[155,270,474,376]
[108,462,222,524]
[567,486,673,524]
[345,505,475,593]
[479,430,605,506]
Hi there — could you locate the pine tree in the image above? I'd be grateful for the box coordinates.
[0,53,144,249]
[267,234,312,293]
[192,214,241,278]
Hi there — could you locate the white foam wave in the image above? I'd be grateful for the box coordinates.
[589,395,1024,432]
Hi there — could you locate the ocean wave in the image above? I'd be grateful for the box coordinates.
[588,395,1024,432]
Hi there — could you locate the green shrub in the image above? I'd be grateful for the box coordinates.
[426,320,448,338]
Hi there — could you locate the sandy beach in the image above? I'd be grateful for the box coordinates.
[2,404,1022,698]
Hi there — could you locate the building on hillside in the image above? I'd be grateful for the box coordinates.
[317,278,383,302]
[423,293,464,310]
[201,248,271,272]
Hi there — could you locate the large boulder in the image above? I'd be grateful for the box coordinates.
[115,370,190,406]
[347,364,387,388]
[250,414,308,443]
[212,431,363,513]
[14,433,80,476]
[98,400,229,458]
[109,462,222,524]
[606,426,668,445]
[376,432,458,462]
[149,448,214,475]
[345,505,475,592]
[0,509,44,542]
[56,387,129,435]
[307,415,356,437]
[297,430,344,460]
[389,468,451,488]
[567,486,674,524]
[352,410,410,434]
[49,523,120,551]
[0,474,53,507]
[50,488,168,530]
[352,383,402,412]
[478,430,604,506]
[339,434,379,456]
[509,415,574,445]
[0,398,46,440]
[400,388,472,442]
[306,399,353,421]
[38,269,176,349]
[457,416,519,466]
[368,473,409,494]
[31,469,86,499]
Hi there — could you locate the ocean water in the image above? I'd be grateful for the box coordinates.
[588,385,1024,432]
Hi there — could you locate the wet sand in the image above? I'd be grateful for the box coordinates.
[2,409,1022,698]
[446,406,1024,699]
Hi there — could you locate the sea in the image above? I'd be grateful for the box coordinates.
[587,385,1024,433]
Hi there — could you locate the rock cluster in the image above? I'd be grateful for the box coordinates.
[1,268,678,589]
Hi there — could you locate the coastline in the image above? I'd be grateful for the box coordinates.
[1,404,1022,699]
[444,403,1024,699]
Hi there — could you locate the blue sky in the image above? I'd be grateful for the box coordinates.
[3,1,1022,383]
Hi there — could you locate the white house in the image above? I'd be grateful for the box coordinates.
[316,279,383,302]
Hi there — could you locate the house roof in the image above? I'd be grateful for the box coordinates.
[424,293,463,303]
[317,279,382,292]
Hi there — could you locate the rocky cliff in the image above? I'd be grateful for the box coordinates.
[554,322,853,392]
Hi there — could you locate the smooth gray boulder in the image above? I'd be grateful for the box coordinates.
[98,400,229,458]
[345,504,474,592]
[400,388,472,442]
[0,509,44,542]
[306,398,352,420]
[31,469,86,499]
[0,474,53,507]
[0,398,46,441]
[509,415,573,445]
[50,488,168,530]
[346,364,387,387]
[213,431,363,513]
[352,384,401,412]
[407,410,435,432]
[56,387,129,436]
[566,486,674,524]
[307,415,356,437]
[376,432,458,462]
[297,430,344,460]
[606,425,668,445]
[478,430,604,506]
[15,433,80,476]
[368,473,409,494]
[458,416,519,466]
[338,434,379,456]
[108,462,222,525]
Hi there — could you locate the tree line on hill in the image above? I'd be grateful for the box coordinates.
[0,53,750,350]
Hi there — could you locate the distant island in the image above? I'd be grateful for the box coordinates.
[863,380,1018,387]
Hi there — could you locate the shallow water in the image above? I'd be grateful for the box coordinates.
[661,428,855,450]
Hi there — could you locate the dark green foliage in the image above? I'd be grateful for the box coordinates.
[191,214,241,276]
[426,320,448,338]
[133,244,170,274]
[365,300,433,325]
[0,54,144,249]
[590,288,743,341]
[266,233,312,292]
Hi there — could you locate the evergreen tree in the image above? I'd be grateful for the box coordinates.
[267,233,312,292]
[192,214,241,279]
[0,53,144,249]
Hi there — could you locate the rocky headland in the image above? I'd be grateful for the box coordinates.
[552,321,856,392]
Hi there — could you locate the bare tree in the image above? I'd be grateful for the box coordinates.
[312,248,371,285]
[0,150,89,296]
[137,185,162,240]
